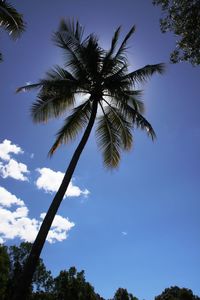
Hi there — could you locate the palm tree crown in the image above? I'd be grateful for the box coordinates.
[18,19,164,168]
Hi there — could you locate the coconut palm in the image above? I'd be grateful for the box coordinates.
[0,0,25,61]
[15,19,164,300]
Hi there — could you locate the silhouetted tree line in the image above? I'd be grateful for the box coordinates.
[0,243,199,300]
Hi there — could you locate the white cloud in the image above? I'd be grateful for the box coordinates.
[0,187,75,244]
[40,213,75,243]
[0,139,23,161]
[122,231,128,236]
[0,158,29,181]
[0,186,25,207]
[30,153,34,159]
[36,167,90,198]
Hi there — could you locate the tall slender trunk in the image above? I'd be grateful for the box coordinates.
[12,100,98,300]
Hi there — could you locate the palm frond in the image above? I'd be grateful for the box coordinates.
[58,18,84,43]
[80,34,103,76]
[107,26,121,57]
[104,63,128,81]
[115,25,136,63]
[125,63,165,85]
[105,89,144,116]
[16,67,78,93]
[101,26,121,74]
[0,0,25,39]
[53,29,89,80]
[31,83,77,123]
[116,101,156,140]
[135,113,156,140]
[119,90,145,113]
[46,65,77,82]
[96,105,121,168]
[16,83,43,93]
[102,100,133,151]
[49,100,92,156]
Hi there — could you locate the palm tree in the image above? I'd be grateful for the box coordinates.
[15,19,164,300]
[0,0,25,61]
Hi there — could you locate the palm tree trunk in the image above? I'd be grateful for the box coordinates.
[12,99,98,300]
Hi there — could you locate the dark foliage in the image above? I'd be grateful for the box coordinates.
[153,0,200,65]
[0,243,53,299]
[113,288,138,300]
[155,286,200,300]
[1,244,200,300]
[0,0,25,62]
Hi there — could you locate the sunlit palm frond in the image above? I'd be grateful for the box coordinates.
[112,90,145,114]
[102,102,133,151]
[0,0,25,39]
[49,100,92,156]
[16,83,43,93]
[122,90,145,113]
[31,86,76,123]
[104,64,128,83]
[96,112,121,168]
[106,89,144,115]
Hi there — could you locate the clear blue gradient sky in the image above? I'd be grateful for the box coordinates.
[0,1,200,299]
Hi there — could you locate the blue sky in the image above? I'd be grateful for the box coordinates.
[0,0,200,299]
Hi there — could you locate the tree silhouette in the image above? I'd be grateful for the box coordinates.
[15,19,164,299]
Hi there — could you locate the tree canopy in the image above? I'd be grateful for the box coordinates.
[155,286,200,300]
[153,0,200,65]
[113,288,138,300]
[0,243,53,300]
[1,243,200,300]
